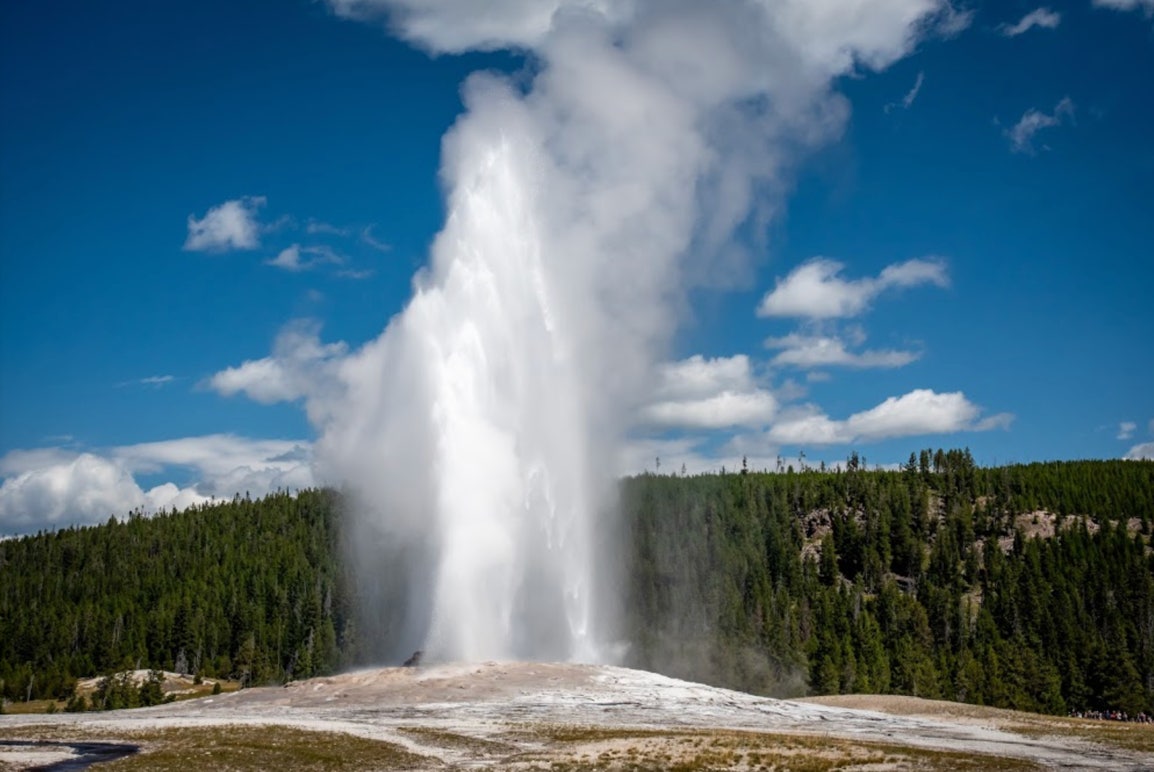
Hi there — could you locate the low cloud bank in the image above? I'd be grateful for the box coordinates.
[0,435,313,532]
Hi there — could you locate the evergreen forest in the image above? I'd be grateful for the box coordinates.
[0,489,352,705]
[3,452,1154,718]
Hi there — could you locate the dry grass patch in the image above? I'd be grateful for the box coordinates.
[0,724,436,771]
[1006,718,1154,754]
[0,700,62,715]
[397,725,518,755]
[0,724,77,742]
[804,694,1154,756]
[514,724,1041,771]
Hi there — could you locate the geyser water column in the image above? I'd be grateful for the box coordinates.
[325,74,625,664]
[317,0,963,665]
[325,17,712,664]
[409,95,600,662]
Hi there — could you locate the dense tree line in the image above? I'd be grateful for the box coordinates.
[2,452,1153,716]
[0,490,354,703]
[622,452,1154,715]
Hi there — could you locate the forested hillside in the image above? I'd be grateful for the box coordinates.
[0,490,354,704]
[623,451,1154,715]
[3,452,1153,717]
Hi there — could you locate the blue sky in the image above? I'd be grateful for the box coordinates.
[1,0,1152,533]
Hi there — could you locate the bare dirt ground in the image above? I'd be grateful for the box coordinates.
[3,662,1153,770]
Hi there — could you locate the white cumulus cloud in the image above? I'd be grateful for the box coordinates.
[326,0,973,66]
[650,354,756,401]
[184,196,267,252]
[619,387,1009,474]
[112,435,315,498]
[0,435,315,533]
[267,244,307,271]
[641,354,777,429]
[767,389,1011,445]
[207,321,348,410]
[767,408,848,445]
[848,389,977,439]
[644,391,779,430]
[757,257,948,319]
[1126,443,1154,460]
[0,453,168,530]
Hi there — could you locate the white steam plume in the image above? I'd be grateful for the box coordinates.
[314,0,959,664]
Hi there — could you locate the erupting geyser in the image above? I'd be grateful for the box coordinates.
[311,0,963,664]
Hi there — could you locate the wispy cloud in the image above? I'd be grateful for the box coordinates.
[117,375,177,388]
[305,219,351,236]
[886,71,925,113]
[902,71,925,108]
[186,202,382,278]
[757,257,948,319]
[336,268,375,280]
[265,244,346,273]
[1093,0,1154,16]
[361,225,391,253]
[184,196,266,252]
[933,3,976,38]
[1000,8,1062,36]
[1118,421,1138,440]
[765,331,919,369]
[1005,96,1075,154]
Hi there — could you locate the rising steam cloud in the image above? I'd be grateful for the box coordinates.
[302,0,965,664]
